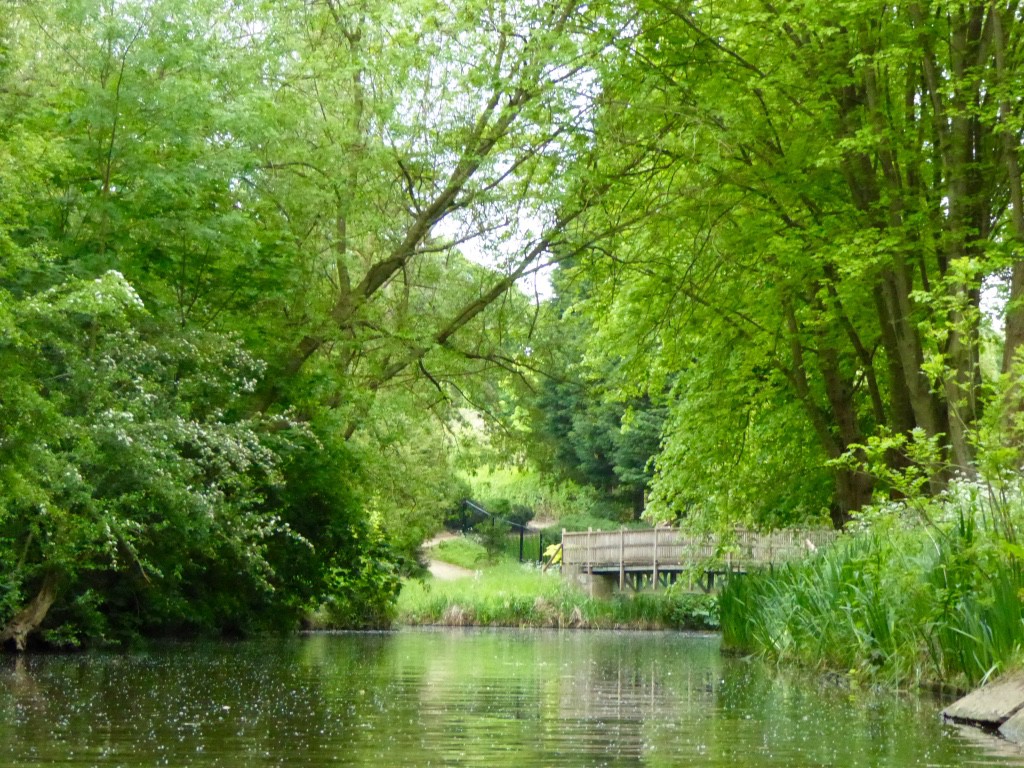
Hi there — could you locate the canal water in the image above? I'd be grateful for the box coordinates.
[1,628,1021,767]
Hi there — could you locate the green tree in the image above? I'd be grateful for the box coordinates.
[1,0,631,647]
[522,272,666,519]
[550,0,1024,528]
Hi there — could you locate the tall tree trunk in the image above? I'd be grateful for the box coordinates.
[832,467,873,529]
[942,285,983,473]
[784,300,873,526]
[821,343,874,528]
[872,288,918,436]
[993,7,1024,429]
[876,267,949,446]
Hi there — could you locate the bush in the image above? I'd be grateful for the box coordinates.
[474,518,512,559]
[473,497,536,527]
[509,503,535,527]
[320,530,402,630]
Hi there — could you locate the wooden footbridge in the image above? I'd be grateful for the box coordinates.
[561,527,837,594]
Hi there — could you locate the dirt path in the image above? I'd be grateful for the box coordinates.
[422,531,475,581]
[427,559,475,581]
[422,531,459,548]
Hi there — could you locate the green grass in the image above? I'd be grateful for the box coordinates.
[397,560,718,630]
[431,537,489,569]
[499,529,549,563]
[549,514,622,532]
[719,498,1024,690]
[464,467,639,527]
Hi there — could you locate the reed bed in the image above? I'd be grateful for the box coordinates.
[720,480,1024,690]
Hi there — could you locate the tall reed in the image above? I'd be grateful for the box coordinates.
[720,480,1024,689]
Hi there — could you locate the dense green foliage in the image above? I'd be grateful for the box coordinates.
[0,0,615,648]
[720,478,1024,689]
[5,0,1024,679]
[0,271,394,642]
[465,467,632,530]
[529,378,665,518]
[542,0,1024,530]
[523,286,667,518]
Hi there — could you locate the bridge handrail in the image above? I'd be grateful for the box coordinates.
[560,527,837,570]
[449,499,533,533]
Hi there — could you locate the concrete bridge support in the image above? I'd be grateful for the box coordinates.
[562,565,615,598]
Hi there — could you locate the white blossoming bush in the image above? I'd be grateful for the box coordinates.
[1,274,394,646]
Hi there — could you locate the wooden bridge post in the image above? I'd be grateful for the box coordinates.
[587,528,593,598]
[652,527,659,591]
[619,528,625,591]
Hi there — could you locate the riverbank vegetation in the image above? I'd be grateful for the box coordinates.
[397,561,718,631]
[721,475,1024,690]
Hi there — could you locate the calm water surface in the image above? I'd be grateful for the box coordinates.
[1,628,1021,767]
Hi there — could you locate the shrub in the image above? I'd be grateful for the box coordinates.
[474,518,512,559]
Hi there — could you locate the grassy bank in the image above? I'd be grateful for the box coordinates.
[431,537,490,569]
[720,483,1024,690]
[398,561,718,630]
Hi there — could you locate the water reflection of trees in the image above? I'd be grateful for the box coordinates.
[392,631,724,766]
[0,632,1008,767]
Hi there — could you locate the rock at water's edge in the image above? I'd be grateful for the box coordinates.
[943,672,1024,730]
